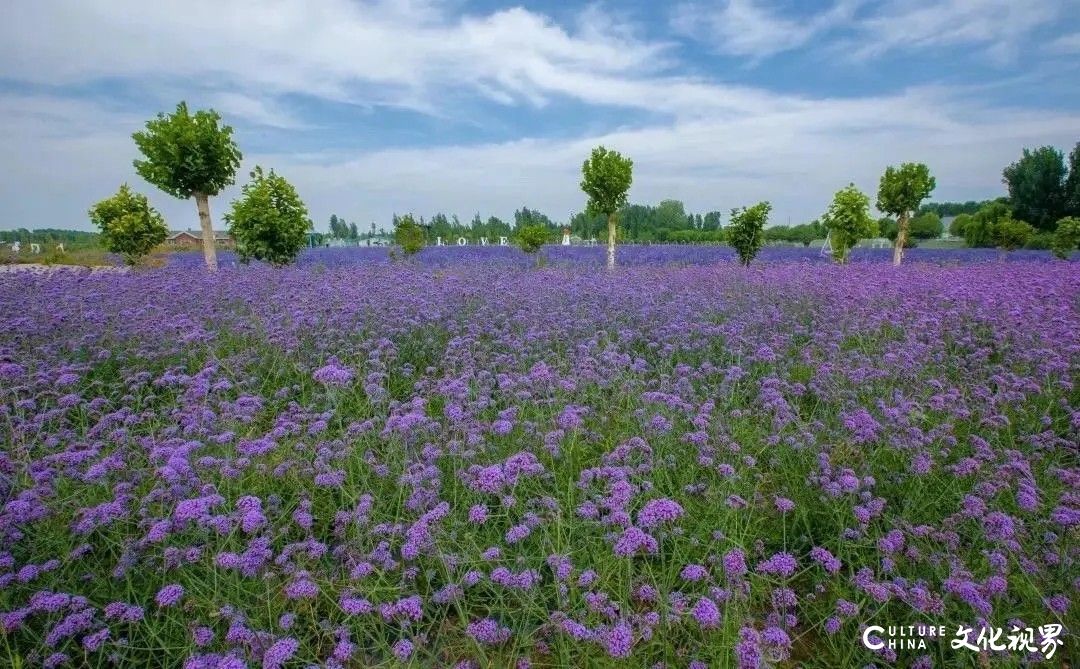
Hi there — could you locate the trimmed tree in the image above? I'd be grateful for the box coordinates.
[821,184,876,264]
[1052,216,1080,260]
[133,102,242,271]
[514,223,551,266]
[393,214,426,257]
[728,202,771,267]
[580,146,633,270]
[224,167,311,265]
[87,184,168,265]
[876,163,936,265]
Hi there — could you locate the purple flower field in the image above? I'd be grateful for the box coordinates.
[1,250,1078,667]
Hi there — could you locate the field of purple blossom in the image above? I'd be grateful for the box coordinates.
[168,245,1068,270]
[1,252,1078,668]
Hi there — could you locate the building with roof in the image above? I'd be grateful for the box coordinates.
[165,229,235,250]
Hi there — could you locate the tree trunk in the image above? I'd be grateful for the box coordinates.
[194,192,219,271]
[892,212,909,266]
[606,213,616,270]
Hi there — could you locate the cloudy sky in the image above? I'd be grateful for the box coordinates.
[1,0,1078,232]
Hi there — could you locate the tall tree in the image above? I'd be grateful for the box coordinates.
[224,167,311,265]
[728,202,771,267]
[87,184,168,265]
[133,102,242,271]
[876,162,936,265]
[580,146,633,270]
[821,184,876,264]
[1002,146,1067,230]
[1064,142,1080,217]
[655,199,688,233]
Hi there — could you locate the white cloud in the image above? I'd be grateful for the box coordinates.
[0,0,669,111]
[2,87,1076,233]
[0,1,1075,234]
[211,93,311,130]
[671,0,860,59]
[1046,31,1080,54]
[672,0,1064,63]
[846,0,1061,63]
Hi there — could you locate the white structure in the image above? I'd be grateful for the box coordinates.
[10,241,20,253]
[55,243,64,253]
[30,243,41,253]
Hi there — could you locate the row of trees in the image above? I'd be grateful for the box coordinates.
[574,150,939,268]
[89,102,314,266]
[84,100,1079,268]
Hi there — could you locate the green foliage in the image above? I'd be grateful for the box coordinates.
[513,223,551,255]
[654,199,688,231]
[132,102,242,199]
[1023,232,1054,250]
[667,229,725,244]
[0,228,100,248]
[393,214,426,256]
[513,207,554,231]
[876,163,936,219]
[581,146,633,217]
[1052,216,1080,259]
[87,184,168,264]
[918,200,992,217]
[224,167,312,265]
[992,217,1034,252]
[764,220,825,247]
[950,213,973,237]
[728,201,771,266]
[1066,143,1080,217]
[1002,146,1067,230]
[908,212,943,239]
[963,201,1012,248]
[821,184,876,264]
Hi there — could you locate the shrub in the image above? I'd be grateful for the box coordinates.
[821,184,876,264]
[87,184,168,265]
[224,167,311,265]
[394,214,426,257]
[992,216,1034,252]
[728,202,771,266]
[514,224,551,262]
[1051,217,1080,259]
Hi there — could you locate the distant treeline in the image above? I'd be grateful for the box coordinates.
[322,199,995,246]
[0,228,100,247]
[917,201,993,217]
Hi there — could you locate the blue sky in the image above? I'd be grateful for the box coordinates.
[1,0,1078,232]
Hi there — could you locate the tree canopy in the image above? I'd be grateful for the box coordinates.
[876,162,936,265]
[581,146,633,269]
[393,214,426,257]
[224,167,312,265]
[87,184,168,265]
[821,184,875,264]
[728,202,771,267]
[1002,146,1067,230]
[133,102,242,200]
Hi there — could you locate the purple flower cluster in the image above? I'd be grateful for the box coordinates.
[0,252,1076,667]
